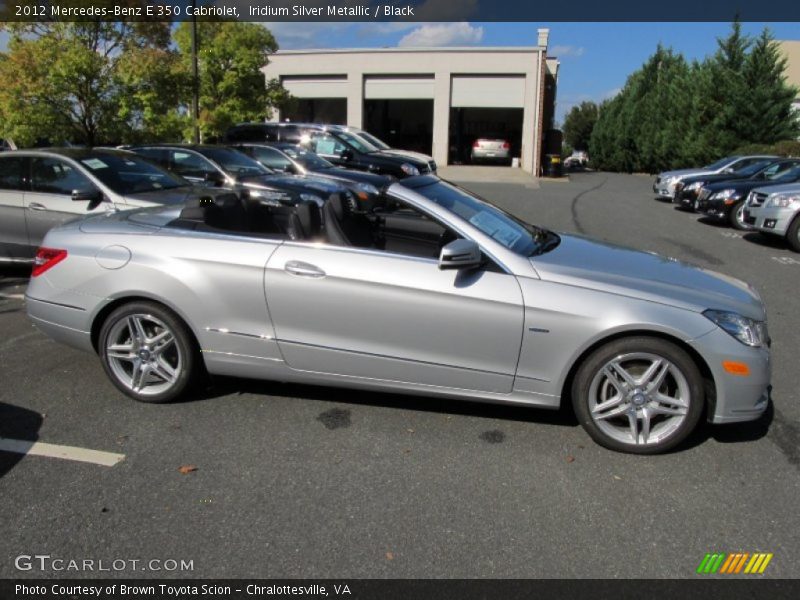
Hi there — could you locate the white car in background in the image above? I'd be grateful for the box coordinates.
[654,155,777,200]
[743,182,800,252]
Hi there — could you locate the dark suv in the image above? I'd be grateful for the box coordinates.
[225,123,436,179]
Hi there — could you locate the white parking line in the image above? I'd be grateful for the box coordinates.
[0,437,125,467]
[0,293,25,300]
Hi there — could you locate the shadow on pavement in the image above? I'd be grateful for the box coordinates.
[742,231,789,250]
[680,400,773,453]
[190,376,580,429]
[0,401,43,479]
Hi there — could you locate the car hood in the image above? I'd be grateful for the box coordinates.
[704,178,782,194]
[260,173,345,194]
[371,149,433,167]
[531,234,765,320]
[123,186,212,206]
[660,168,713,180]
[317,167,392,187]
[751,181,800,196]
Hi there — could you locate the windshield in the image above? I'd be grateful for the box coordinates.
[703,156,737,170]
[335,130,379,153]
[354,130,391,150]
[281,146,334,170]
[739,161,772,177]
[199,147,271,179]
[79,154,186,194]
[414,180,554,256]
[773,165,800,182]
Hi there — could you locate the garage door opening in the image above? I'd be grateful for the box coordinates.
[448,107,524,166]
[283,98,346,124]
[364,99,433,155]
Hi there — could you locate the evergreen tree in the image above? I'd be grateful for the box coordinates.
[739,29,800,143]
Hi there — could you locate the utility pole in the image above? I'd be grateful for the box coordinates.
[190,1,200,144]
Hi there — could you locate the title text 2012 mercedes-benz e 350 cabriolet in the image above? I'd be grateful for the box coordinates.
[26,176,771,453]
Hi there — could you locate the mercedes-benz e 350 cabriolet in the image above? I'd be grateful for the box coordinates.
[26,176,771,453]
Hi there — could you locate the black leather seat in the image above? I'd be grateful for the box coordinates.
[322,194,373,246]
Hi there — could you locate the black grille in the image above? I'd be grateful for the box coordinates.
[749,192,768,207]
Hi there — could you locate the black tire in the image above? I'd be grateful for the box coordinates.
[98,301,201,403]
[571,336,705,454]
[787,215,800,253]
[729,200,749,230]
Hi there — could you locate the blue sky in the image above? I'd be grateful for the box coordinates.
[2,21,797,124]
[265,21,800,124]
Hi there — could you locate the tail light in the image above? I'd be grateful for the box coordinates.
[472,141,481,148]
[32,247,67,277]
[502,142,510,150]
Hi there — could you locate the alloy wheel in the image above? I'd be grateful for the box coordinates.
[587,352,690,447]
[105,313,183,397]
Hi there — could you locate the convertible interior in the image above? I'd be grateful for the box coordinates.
[168,192,458,259]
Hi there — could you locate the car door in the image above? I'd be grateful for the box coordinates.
[264,203,524,394]
[0,155,32,260]
[25,157,107,247]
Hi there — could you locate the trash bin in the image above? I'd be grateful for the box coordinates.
[511,157,520,168]
[543,154,563,178]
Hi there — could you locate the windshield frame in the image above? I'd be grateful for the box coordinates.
[77,153,188,195]
[410,179,554,257]
[197,147,272,179]
[703,156,737,170]
[280,145,335,170]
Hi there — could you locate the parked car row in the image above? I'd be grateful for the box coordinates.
[655,156,800,251]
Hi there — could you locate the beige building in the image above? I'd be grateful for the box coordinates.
[777,40,800,114]
[262,29,559,175]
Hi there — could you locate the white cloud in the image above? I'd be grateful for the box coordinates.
[550,45,585,58]
[398,22,484,48]
[603,87,622,99]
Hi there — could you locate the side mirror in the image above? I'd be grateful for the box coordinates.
[72,188,104,210]
[340,148,353,161]
[438,239,482,270]
[204,171,225,186]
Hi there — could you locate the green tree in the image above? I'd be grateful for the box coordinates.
[0,15,181,146]
[739,29,800,144]
[562,101,598,152]
[174,21,289,140]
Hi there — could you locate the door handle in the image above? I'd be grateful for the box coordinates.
[285,261,326,278]
[28,202,47,211]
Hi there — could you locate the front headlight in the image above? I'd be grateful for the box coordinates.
[765,193,800,208]
[685,181,703,191]
[709,188,739,202]
[351,182,379,200]
[703,309,767,347]
[299,192,323,205]
[400,163,420,176]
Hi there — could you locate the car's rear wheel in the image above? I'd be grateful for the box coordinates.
[572,337,704,454]
[786,215,800,253]
[98,301,200,403]
[729,200,750,230]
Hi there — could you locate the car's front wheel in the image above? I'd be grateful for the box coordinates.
[786,215,800,252]
[98,301,200,403]
[572,337,704,454]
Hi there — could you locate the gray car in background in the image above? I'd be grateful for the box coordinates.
[26,175,771,454]
[0,148,238,263]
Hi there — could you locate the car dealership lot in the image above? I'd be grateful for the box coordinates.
[1,171,799,578]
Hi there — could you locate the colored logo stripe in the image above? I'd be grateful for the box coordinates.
[697,552,773,574]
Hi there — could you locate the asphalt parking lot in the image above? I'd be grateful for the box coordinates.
[1,170,799,579]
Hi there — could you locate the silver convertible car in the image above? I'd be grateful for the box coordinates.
[25,176,771,453]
